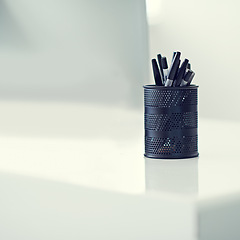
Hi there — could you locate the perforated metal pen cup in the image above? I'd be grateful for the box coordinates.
[144,85,199,159]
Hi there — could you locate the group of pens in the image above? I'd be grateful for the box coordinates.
[152,51,195,87]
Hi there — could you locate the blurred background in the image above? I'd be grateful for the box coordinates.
[1,0,240,123]
[0,0,148,139]
[147,0,240,121]
[0,0,239,184]
[0,0,148,107]
[1,2,240,239]
[0,0,149,192]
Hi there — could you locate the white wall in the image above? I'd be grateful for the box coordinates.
[148,0,240,121]
[0,0,148,107]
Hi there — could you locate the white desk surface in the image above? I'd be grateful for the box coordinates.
[0,100,239,240]
[0,100,239,199]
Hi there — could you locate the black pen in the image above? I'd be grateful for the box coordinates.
[180,70,195,86]
[174,59,189,87]
[157,54,164,82]
[174,59,181,80]
[186,71,195,86]
[172,51,176,63]
[187,63,191,70]
[165,52,181,87]
[161,57,168,83]
[152,59,163,86]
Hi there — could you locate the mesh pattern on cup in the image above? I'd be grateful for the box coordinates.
[145,112,197,131]
[144,86,198,158]
[144,88,197,107]
[145,135,198,155]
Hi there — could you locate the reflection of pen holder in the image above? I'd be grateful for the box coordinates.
[145,157,198,195]
[144,85,199,159]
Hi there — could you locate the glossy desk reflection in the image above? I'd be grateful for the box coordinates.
[145,157,198,195]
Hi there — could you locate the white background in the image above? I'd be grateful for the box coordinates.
[147,0,240,121]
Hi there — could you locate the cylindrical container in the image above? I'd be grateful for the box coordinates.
[144,85,199,159]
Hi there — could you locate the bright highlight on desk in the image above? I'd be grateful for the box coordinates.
[152,51,195,87]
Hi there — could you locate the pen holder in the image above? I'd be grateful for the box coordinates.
[144,85,199,159]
